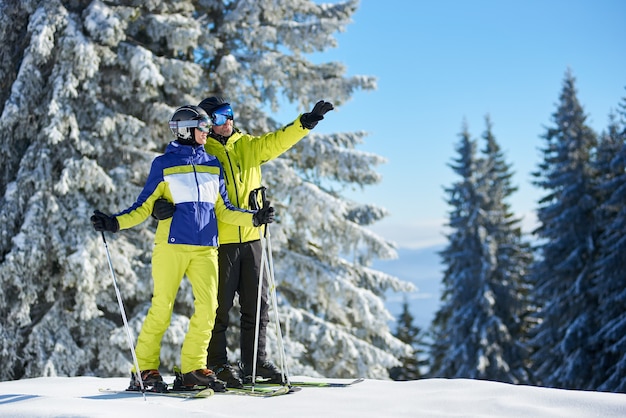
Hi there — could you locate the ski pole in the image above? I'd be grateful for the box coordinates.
[249,187,265,390]
[257,185,289,385]
[100,231,146,400]
[249,188,290,387]
[251,233,266,390]
[263,220,291,386]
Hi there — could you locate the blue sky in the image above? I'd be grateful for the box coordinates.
[310,0,626,250]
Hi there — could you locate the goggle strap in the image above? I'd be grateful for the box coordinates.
[169,120,208,129]
[170,120,194,129]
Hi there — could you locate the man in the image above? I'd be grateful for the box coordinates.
[153,97,333,387]
[92,105,274,392]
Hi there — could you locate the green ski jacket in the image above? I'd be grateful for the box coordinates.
[204,115,310,244]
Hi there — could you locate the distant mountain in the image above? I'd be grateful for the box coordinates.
[373,245,444,332]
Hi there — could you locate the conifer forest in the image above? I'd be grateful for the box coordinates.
[0,0,624,394]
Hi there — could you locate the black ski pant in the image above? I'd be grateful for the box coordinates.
[207,240,269,368]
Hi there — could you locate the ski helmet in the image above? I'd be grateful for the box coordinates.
[198,96,228,116]
[168,105,211,144]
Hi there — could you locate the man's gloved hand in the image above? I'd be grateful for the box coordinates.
[252,204,275,227]
[91,210,119,233]
[300,100,334,130]
[152,198,175,220]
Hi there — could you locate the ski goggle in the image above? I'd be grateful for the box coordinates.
[211,104,234,126]
[169,115,211,133]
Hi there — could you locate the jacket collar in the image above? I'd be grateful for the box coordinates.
[166,141,206,155]
[208,128,241,146]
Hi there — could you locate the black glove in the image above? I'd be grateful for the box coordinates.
[91,210,119,233]
[252,205,275,227]
[300,100,334,129]
[152,198,175,220]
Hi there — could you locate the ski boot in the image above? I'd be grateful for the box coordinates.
[240,360,284,384]
[209,363,244,388]
[173,367,226,392]
[127,369,168,392]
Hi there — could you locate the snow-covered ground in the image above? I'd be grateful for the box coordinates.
[1,375,625,417]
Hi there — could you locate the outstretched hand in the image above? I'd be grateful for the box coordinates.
[300,100,334,129]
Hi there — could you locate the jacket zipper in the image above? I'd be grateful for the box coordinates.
[192,148,201,244]
[223,145,243,243]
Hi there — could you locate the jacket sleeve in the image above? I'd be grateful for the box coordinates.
[214,165,255,226]
[245,115,310,164]
[113,159,165,230]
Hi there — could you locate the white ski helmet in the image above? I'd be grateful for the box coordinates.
[168,105,211,143]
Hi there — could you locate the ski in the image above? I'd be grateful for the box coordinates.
[223,385,291,397]
[252,384,302,393]
[262,377,364,388]
[99,387,214,399]
[295,377,364,388]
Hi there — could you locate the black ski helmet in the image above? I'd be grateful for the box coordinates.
[198,96,228,117]
[169,105,210,144]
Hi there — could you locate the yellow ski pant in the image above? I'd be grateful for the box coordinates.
[134,243,219,374]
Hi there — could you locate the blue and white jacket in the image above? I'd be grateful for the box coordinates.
[114,141,254,247]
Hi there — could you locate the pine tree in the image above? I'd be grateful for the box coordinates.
[430,118,531,383]
[388,300,427,380]
[477,116,533,383]
[0,0,210,381]
[589,92,626,392]
[0,0,412,381]
[528,69,599,390]
[431,123,480,377]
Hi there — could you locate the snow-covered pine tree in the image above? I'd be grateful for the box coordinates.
[478,116,533,383]
[0,0,412,381]
[430,118,532,384]
[589,92,626,393]
[430,123,482,378]
[528,69,599,390]
[0,0,207,381]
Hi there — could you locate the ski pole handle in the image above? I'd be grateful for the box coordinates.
[248,186,268,210]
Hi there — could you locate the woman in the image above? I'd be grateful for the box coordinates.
[91,105,274,392]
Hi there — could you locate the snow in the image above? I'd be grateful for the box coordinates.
[1,376,625,417]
